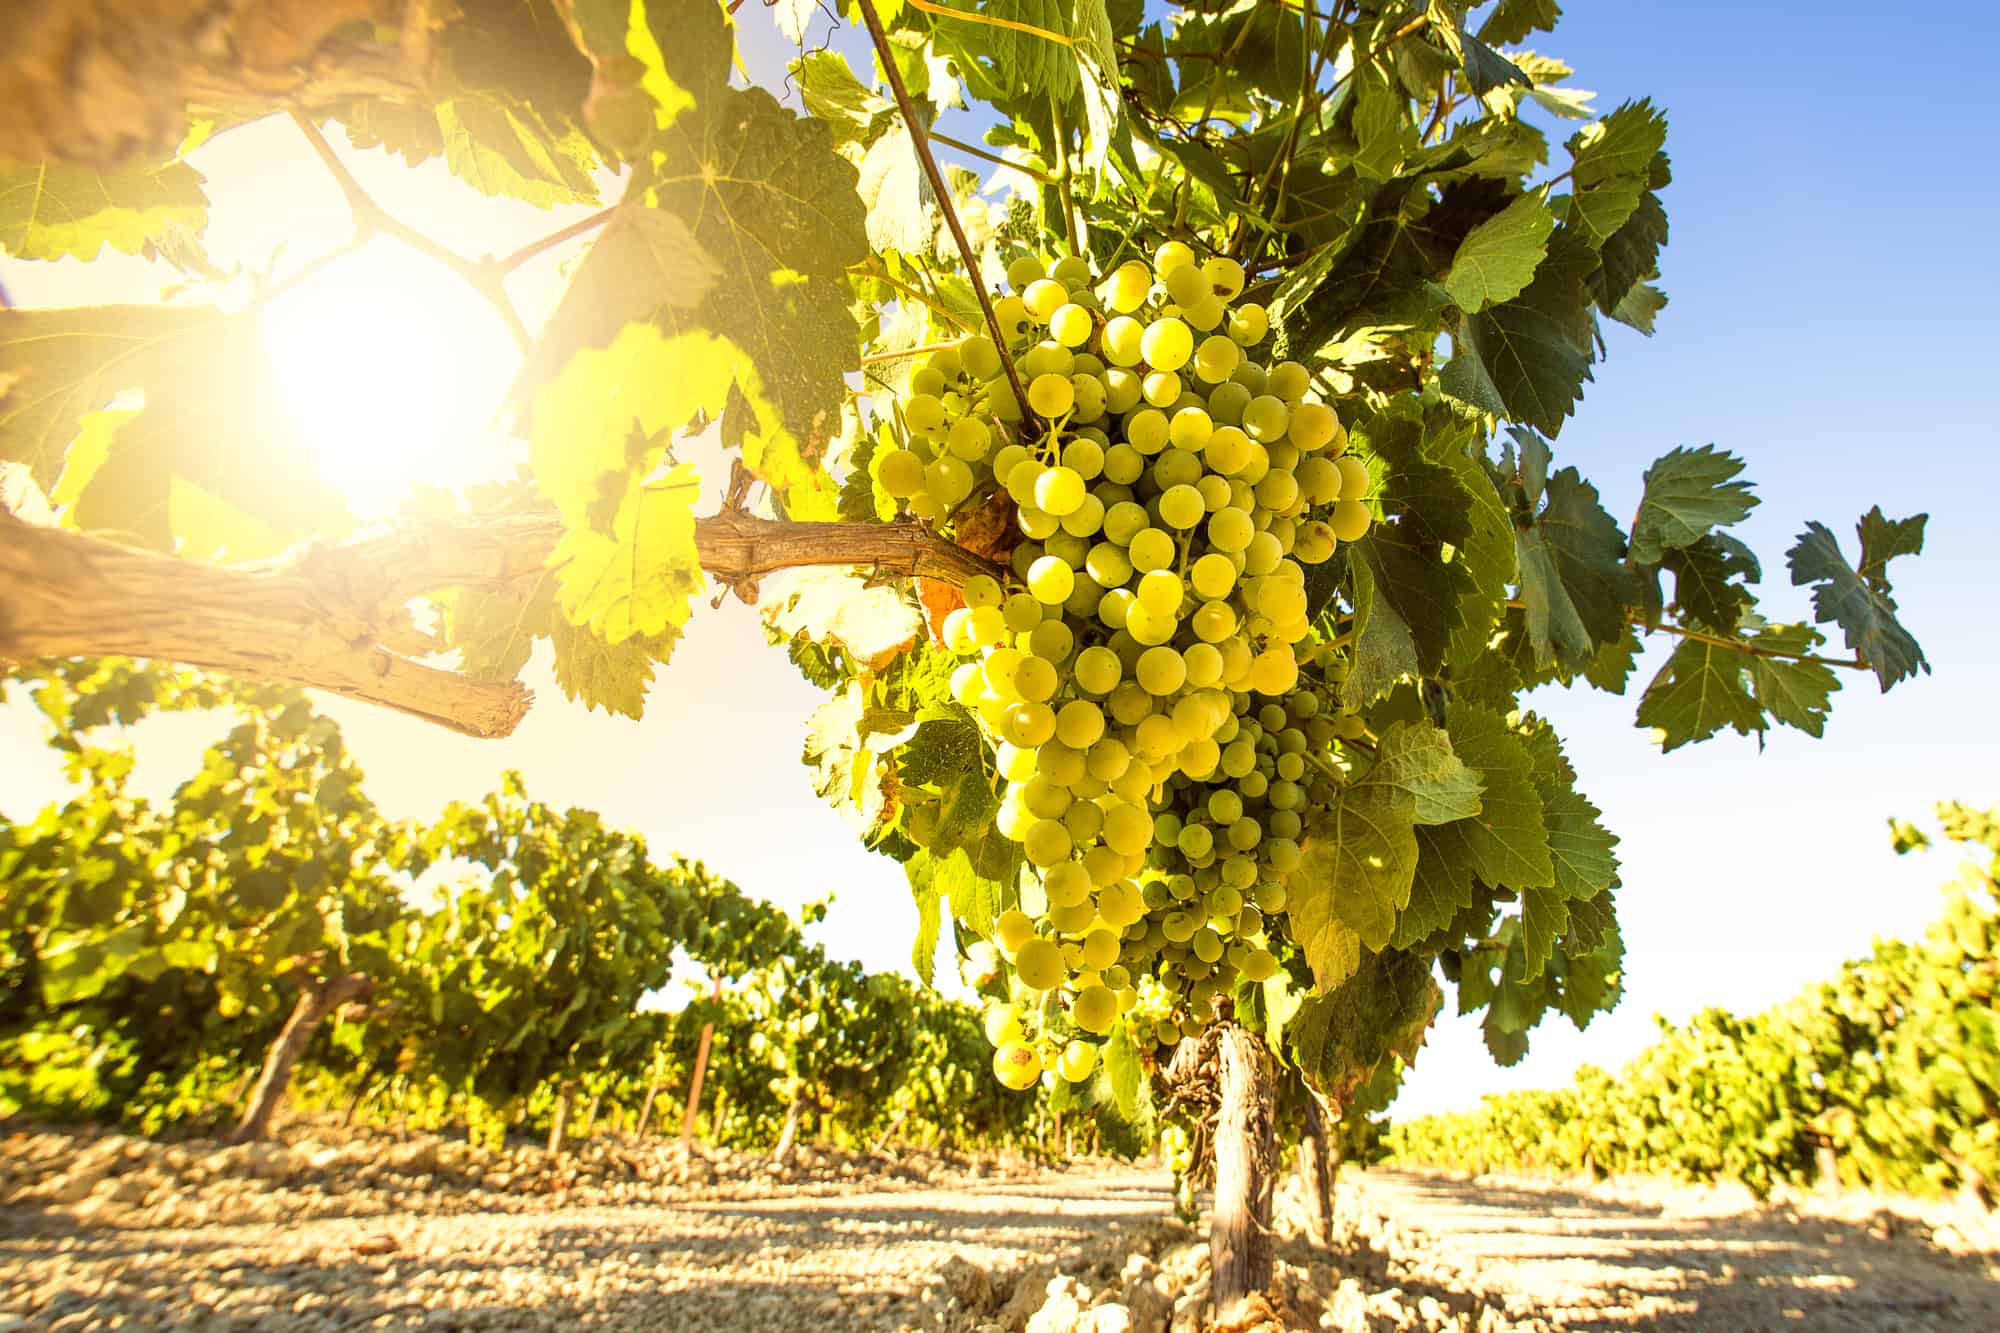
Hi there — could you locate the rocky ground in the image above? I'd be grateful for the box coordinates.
[1,1124,1995,1331]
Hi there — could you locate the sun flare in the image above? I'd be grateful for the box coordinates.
[262,240,521,517]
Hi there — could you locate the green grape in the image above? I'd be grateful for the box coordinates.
[1136,645,1188,696]
[1105,260,1152,312]
[961,334,1002,379]
[905,392,947,434]
[1103,443,1145,485]
[1017,506,1060,540]
[1074,645,1123,695]
[1049,303,1094,347]
[992,294,1031,343]
[926,456,973,505]
[962,573,1003,609]
[1203,425,1252,476]
[1193,334,1241,384]
[878,447,926,498]
[1085,542,1134,590]
[1128,527,1175,572]
[1000,593,1041,635]
[1288,401,1339,452]
[1001,701,1057,748]
[1168,406,1214,452]
[1159,484,1205,530]
[1242,394,1290,442]
[1184,295,1226,331]
[1104,500,1150,544]
[1208,507,1254,552]
[1191,600,1237,643]
[1255,468,1299,512]
[1060,494,1106,542]
[1142,370,1182,407]
[1034,465,1086,516]
[1087,736,1131,781]
[1331,498,1371,542]
[1176,822,1215,860]
[1154,240,1196,275]
[1007,254,1048,290]
[1190,552,1237,599]
[1006,458,1047,506]
[1102,315,1145,366]
[1022,278,1069,319]
[1336,455,1370,500]
[1141,317,1194,372]
[1201,256,1246,300]
[1196,474,1233,512]
[1026,555,1076,606]
[1028,373,1075,419]
[1135,568,1184,617]
[1266,361,1311,402]
[1227,304,1269,346]
[1103,368,1143,414]
[1207,380,1251,425]
[1126,408,1170,454]
[1052,255,1094,287]
[1164,264,1209,308]
[1070,375,1107,423]
[1150,448,1202,489]
[1029,619,1074,664]
[1062,438,1106,484]
[946,417,991,462]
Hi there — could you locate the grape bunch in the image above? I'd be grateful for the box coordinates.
[887,244,1377,1092]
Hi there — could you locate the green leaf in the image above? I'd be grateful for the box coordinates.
[1608,280,1667,335]
[1628,445,1758,565]
[1343,547,1420,709]
[1290,783,1419,980]
[645,84,868,441]
[1441,190,1555,313]
[547,464,703,645]
[758,568,923,673]
[1369,721,1483,826]
[1104,1024,1143,1121]
[857,124,937,255]
[1443,230,1597,435]
[796,51,889,147]
[443,573,556,682]
[898,714,998,856]
[0,158,208,262]
[516,202,721,394]
[1422,706,1552,892]
[1746,623,1840,738]
[1442,442,1517,671]
[1561,100,1667,248]
[1635,637,1763,751]
[1479,0,1562,46]
[910,872,941,986]
[1515,467,1633,669]
[1394,830,1480,950]
[550,616,658,719]
[1786,517,1930,690]
[438,94,601,207]
[1661,531,1759,634]
[1590,189,1668,316]
[38,923,151,1006]
[1286,948,1438,1100]
[0,306,345,547]
[1352,58,1414,182]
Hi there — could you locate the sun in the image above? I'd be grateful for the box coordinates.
[261,239,522,517]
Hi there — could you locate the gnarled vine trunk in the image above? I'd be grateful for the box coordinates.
[635,1067,664,1137]
[547,1081,577,1156]
[771,1094,807,1165]
[231,970,372,1142]
[1210,1024,1277,1314]
[1297,1090,1335,1247]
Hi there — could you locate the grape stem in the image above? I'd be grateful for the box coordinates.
[854,0,1035,435]
[285,111,531,351]
[1501,599,1872,672]
[928,131,1060,186]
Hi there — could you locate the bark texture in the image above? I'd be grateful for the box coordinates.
[679,986,720,1148]
[771,1094,807,1165]
[1210,1024,1277,1315]
[231,970,372,1142]
[547,1082,576,1156]
[0,508,998,738]
[0,0,429,167]
[1297,1091,1334,1247]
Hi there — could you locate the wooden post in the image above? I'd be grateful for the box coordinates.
[1210,1024,1276,1316]
[680,974,722,1148]
[635,1064,664,1137]
[547,1080,576,1156]
[772,1093,807,1164]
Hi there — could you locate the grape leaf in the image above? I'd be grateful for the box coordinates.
[1443,191,1555,317]
[1370,721,1484,827]
[1290,783,1419,981]
[1627,444,1758,566]
[795,50,891,148]
[1609,280,1667,335]
[645,84,868,444]
[1661,531,1759,634]
[1515,467,1632,669]
[550,615,659,719]
[910,871,941,985]
[1479,0,1562,47]
[547,469,704,645]
[759,568,922,672]
[1393,833,1479,950]
[1590,188,1668,316]
[1563,100,1667,245]
[1787,517,1930,691]
[857,124,937,256]
[0,305,344,547]
[0,158,208,262]
[897,714,998,856]
[1855,506,1927,597]
[1635,637,1762,750]
[1343,548,1421,709]
[1104,1024,1143,1121]
[1422,706,1552,892]
[1286,948,1438,1102]
[443,574,557,682]
[1746,623,1840,737]
[1443,442,1517,671]
[437,95,600,207]
[1442,229,1597,436]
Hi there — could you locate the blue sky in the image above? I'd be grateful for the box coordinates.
[2,2,1994,1120]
